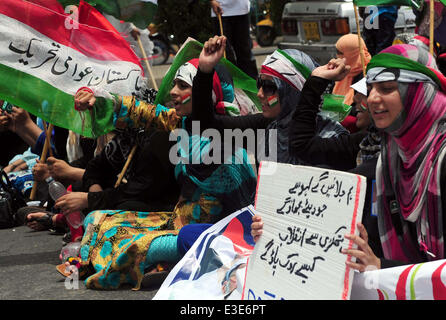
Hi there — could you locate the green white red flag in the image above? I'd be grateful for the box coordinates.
[353,0,422,9]
[0,0,145,138]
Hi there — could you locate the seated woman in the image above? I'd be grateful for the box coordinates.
[332,34,372,133]
[342,44,446,270]
[192,35,348,166]
[54,53,241,221]
[254,44,446,271]
[252,59,383,257]
[61,60,257,290]
[176,36,349,256]
[18,130,98,235]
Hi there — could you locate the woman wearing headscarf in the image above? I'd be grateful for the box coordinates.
[340,44,446,270]
[332,34,372,133]
[252,56,384,260]
[61,59,240,218]
[176,36,348,256]
[62,61,257,290]
[333,34,372,106]
[190,35,348,166]
[283,43,446,272]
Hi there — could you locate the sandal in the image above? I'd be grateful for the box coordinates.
[56,257,89,278]
[28,213,54,230]
[18,207,66,233]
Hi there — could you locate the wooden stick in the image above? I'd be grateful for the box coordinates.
[354,4,366,77]
[29,123,54,200]
[114,144,138,188]
[42,120,53,158]
[217,13,226,59]
[136,34,158,90]
[429,0,435,55]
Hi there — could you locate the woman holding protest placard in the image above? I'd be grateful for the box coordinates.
[176,36,350,256]
[344,44,446,270]
[252,56,384,265]
[254,44,446,272]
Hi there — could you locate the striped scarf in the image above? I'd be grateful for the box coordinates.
[259,49,348,164]
[367,44,446,262]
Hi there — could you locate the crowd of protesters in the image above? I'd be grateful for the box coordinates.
[1,1,446,294]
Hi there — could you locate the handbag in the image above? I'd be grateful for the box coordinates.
[0,170,27,228]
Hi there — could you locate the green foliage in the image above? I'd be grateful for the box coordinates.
[154,0,214,45]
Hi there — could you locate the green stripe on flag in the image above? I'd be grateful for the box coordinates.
[277,49,311,79]
[410,263,424,300]
[353,0,422,9]
[367,53,442,88]
[0,63,115,138]
[321,94,352,122]
[154,39,261,112]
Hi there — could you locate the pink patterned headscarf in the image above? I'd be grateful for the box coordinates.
[370,44,446,262]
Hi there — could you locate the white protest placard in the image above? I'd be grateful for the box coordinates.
[243,161,366,300]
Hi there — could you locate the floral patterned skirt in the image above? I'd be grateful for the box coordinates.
[78,194,221,290]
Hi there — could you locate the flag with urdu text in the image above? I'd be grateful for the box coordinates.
[59,0,158,29]
[0,0,145,138]
[353,0,423,9]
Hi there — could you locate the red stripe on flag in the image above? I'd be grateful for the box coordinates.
[377,289,385,300]
[432,261,446,300]
[221,217,254,256]
[342,175,362,300]
[395,264,415,300]
[254,162,263,210]
[0,0,142,69]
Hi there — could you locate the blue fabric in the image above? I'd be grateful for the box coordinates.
[369,5,398,24]
[221,82,235,103]
[145,234,180,267]
[31,131,56,157]
[174,122,257,217]
[177,223,213,256]
[9,148,38,169]
[7,170,34,197]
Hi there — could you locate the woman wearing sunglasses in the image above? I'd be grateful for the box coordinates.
[175,36,349,257]
[252,57,384,263]
[192,35,347,166]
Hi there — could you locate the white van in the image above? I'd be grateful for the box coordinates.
[278,0,416,64]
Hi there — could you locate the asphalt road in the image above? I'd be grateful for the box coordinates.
[0,225,161,300]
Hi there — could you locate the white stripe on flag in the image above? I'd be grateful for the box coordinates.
[0,13,143,97]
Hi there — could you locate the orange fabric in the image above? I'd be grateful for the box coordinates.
[333,34,371,106]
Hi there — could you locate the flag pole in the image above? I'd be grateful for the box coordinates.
[354,4,367,76]
[114,144,137,188]
[136,34,158,91]
[217,13,226,59]
[429,0,435,55]
[29,123,54,200]
[42,120,53,158]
